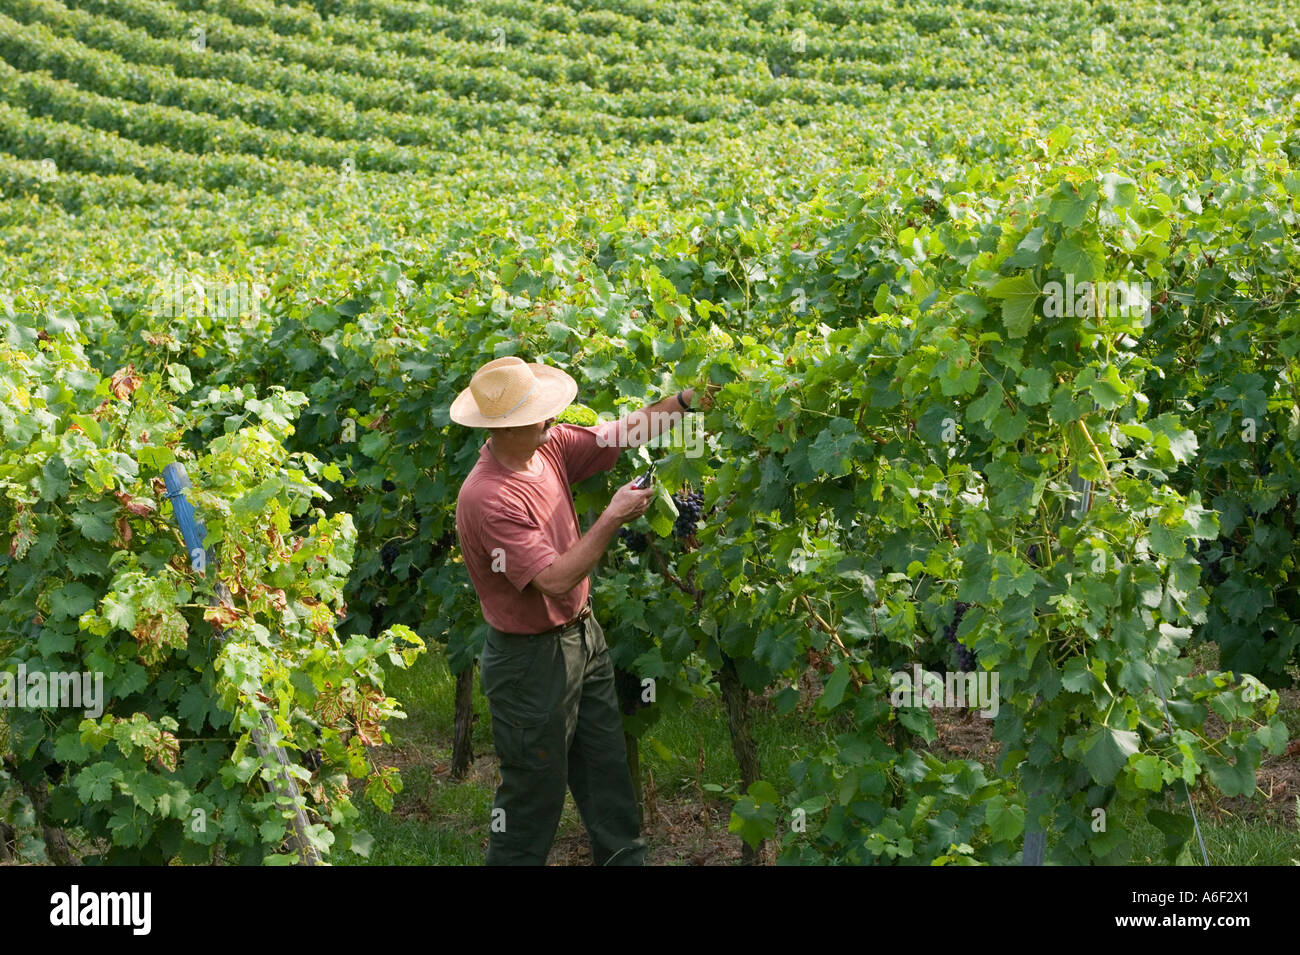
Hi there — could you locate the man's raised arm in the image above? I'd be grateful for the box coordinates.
[608,387,697,449]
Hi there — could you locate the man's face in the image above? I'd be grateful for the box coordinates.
[502,417,554,449]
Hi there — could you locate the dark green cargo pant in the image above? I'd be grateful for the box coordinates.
[480,609,647,866]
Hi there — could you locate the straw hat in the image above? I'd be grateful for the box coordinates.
[449,356,578,428]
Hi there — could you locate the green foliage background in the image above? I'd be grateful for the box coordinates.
[1,0,1297,863]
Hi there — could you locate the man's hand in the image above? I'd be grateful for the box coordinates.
[606,481,655,525]
[683,381,722,412]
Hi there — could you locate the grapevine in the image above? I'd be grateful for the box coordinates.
[0,0,1294,870]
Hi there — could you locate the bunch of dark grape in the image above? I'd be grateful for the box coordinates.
[943,601,976,671]
[431,530,456,558]
[672,489,705,540]
[380,540,400,573]
[617,527,648,553]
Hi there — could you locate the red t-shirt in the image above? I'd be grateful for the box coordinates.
[455,422,621,634]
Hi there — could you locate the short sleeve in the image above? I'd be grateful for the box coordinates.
[552,422,621,485]
[480,507,560,593]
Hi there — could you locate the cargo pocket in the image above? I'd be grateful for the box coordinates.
[495,717,559,774]
[481,631,559,757]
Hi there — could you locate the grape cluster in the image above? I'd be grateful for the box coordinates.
[943,601,976,671]
[431,530,456,558]
[380,540,400,572]
[672,489,705,540]
[618,527,648,553]
[381,479,396,493]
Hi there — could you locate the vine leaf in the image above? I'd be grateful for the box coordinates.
[1080,725,1140,785]
[807,417,862,476]
[989,274,1040,339]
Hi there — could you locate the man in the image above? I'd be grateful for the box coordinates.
[451,355,700,866]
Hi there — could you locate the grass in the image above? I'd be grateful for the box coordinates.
[1119,800,1300,866]
[339,760,494,866]
[635,685,835,799]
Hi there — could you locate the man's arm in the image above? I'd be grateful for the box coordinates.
[611,387,696,449]
[529,480,654,597]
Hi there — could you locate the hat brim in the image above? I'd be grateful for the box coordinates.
[449,364,578,428]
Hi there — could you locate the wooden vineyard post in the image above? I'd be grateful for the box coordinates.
[450,661,476,779]
[162,462,324,866]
